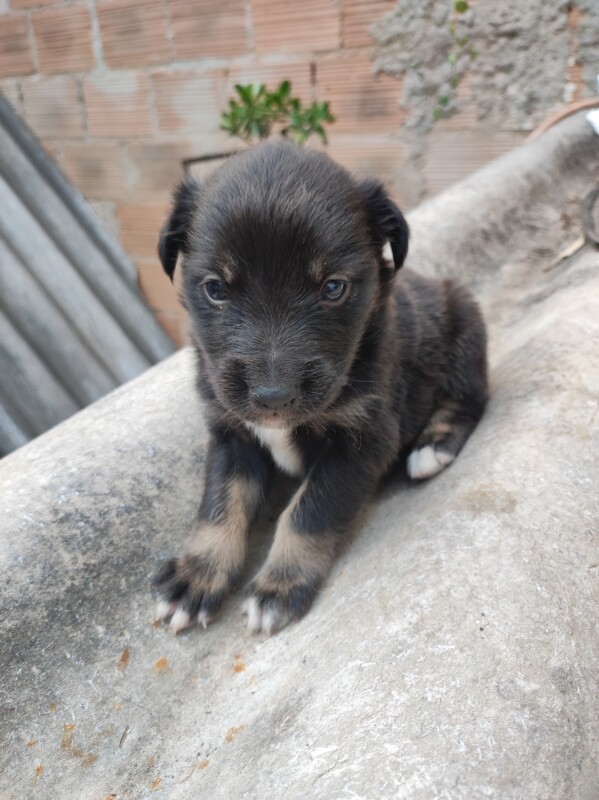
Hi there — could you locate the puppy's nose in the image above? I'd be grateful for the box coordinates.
[250,384,297,410]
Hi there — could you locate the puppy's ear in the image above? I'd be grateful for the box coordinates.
[158,177,200,281]
[360,180,409,271]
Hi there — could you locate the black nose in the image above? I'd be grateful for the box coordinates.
[250,384,297,410]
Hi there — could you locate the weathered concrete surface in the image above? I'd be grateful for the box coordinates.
[1,115,598,799]
[374,0,584,132]
[372,1,599,204]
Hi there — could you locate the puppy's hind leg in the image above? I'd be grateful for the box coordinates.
[408,285,488,481]
[407,402,480,479]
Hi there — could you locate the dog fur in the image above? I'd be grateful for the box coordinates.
[152,140,488,634]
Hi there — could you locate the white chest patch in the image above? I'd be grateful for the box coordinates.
[245,423,303,477]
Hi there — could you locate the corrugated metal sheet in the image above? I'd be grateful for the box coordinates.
[0,95,175,457]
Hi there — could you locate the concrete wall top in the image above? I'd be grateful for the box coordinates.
[0,114,598,799]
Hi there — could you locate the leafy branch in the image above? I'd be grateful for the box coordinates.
[434,0,477,120]
[220,80,335,145]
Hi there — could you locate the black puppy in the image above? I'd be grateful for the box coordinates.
[153,140,488,634]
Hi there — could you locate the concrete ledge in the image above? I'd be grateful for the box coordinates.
[1,114,598,799]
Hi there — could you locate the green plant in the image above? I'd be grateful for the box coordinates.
[220,80,335,145]
[434,0,478,120]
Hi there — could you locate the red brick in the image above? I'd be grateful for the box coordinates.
[22,75,84,139]
[137,255,187,346]
[0,79,22,111]
[125,141,189,198]
[0,15,34,78]
[10,0,55,8]
[317,54,404,133]
[322,133,406,189]
[342,0,395,49]
[152,69,226,136]
[423,130,526,197]
[97,0,172,69]
[185,150,242,182]
[61,142,129,200]
[314,133,410,206]
[32,4,95,74]
[227,61,313,104]
[117,201,171,258]
[252,0,340,54]
[84,73,153,138]
[125,139,239,200]
[170,0,247,60]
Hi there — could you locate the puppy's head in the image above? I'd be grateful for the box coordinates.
[159,141,408,427]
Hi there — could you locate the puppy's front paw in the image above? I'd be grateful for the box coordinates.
[242,569,321,635]
[152,553,238,632]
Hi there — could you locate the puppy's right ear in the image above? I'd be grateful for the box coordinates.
[158,177,200,281]
[359,179,409,271]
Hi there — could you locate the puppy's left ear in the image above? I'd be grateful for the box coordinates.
[158,176,201,281]
[360,180,409,271]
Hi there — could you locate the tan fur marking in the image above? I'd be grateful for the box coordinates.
[220,262,234,283]
[258,483,335,590]
[309,257,326,283]
[419,403,461,443]
[429,421,453,438]
[186,476,260,575]
[218,252,238,284]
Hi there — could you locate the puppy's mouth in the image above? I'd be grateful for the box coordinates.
[239,384,343,429]
[247,410,292,428]
[236,393,328,429]
[216,358,346,428]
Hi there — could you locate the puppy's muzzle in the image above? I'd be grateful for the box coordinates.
[250,384,297,410]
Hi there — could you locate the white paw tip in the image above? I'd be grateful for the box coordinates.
[242,596,288,635]
[242,596,262,633]
[155,599,176,621]
[169,607,192,633]
[407,446,454,480]
[197,610,210,630]
[261,608,278,636]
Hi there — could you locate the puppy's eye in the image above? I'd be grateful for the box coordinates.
[203,279,228,305]
[320,279,349,304]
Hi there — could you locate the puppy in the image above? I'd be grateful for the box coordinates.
[153,140,488,635]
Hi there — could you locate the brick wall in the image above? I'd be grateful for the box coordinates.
[1,1,594,344]
[0,0,407,343]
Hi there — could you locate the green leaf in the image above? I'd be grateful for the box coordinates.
[468,48,478,60]
[454,0,469,13]
[235,84,253,104]
[448,51,457,66]
[438,94,450,106]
